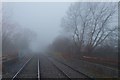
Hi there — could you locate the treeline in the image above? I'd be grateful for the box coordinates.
[49,2,118,59]
[2,17,36,59]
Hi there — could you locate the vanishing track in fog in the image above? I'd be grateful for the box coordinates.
[6,54,93,80]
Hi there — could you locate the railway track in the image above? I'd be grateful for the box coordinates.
[39,54,70,78]
[12,57,32,79]
[45,55,93,79]
[3,54,94,79]
[11,56,39,80]
[50,61,71,79]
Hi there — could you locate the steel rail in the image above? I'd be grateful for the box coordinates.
[12,57,33,80]
[38,57,40,80]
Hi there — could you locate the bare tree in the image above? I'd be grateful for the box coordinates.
[61,2,117,54]
[2,17,36,58]
[2,19,18,55]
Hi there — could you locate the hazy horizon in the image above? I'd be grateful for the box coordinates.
[3,2,71,52]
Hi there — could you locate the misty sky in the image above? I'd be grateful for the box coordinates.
[3,2,71,52]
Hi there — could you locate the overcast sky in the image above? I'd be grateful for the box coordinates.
[3,2,71,52]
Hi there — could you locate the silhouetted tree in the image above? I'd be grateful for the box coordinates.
[61,2,117,53]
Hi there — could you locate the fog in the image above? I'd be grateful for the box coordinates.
[2,2,118,78]
[3,2,71,52]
